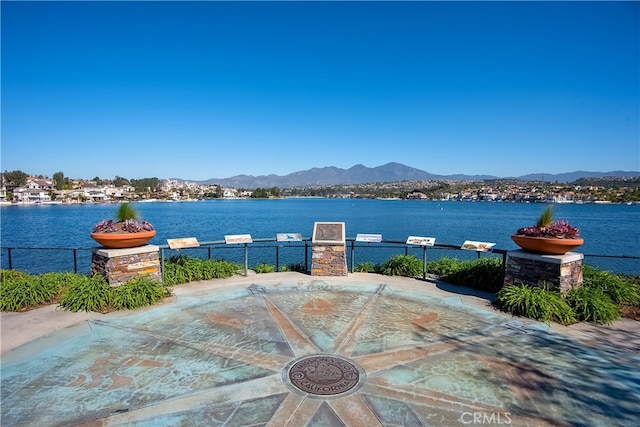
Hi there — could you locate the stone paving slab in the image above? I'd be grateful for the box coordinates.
[1,273,639,426]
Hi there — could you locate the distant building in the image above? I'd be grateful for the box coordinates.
[406,191,428,200]
[12,188,52,203]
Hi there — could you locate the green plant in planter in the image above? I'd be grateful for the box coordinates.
[516,205,580,239]
[93,203,154,234]
[116,203,139,221]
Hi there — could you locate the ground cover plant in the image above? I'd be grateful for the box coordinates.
[354,256,503,291]
[0,271,82,312]
[426,257,504,292]
[1,270,170,313]
[253,263,275,274]
[497,284,577,325]
[278,263,307,273]
[162,255,242,285]
[353,261,377,273]
[497,266,640,325]
[378,255,424,277]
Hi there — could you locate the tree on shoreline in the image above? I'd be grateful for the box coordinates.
[1,170,28,188]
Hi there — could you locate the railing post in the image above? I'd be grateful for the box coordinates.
[500,251,507,288]
[276,245,280,272]
[161,247,165,282]
[422,246,427,280]
[350,240,355,273]
[7,248,12,270]
[208,247,211,260]
[244,243,249,276]
[305,241,309,273]
[73,249,78,273]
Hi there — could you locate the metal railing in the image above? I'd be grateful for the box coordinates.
[1,238,638,277]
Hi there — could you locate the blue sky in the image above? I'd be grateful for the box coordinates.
[2,1,638,181]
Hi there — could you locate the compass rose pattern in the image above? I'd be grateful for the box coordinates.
[1,280,639,426]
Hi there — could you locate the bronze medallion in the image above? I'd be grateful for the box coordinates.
[287,355,361,396]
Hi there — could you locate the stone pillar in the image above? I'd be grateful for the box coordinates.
[504,250,583,293]
[91,245,161,286]
[311,244,348,276]
[311,222,348,276]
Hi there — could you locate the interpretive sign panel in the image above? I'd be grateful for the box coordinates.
[461,240,495,252]
[225,234,253,244]
[406,236,436,246]
[312,222,345,244]
[277,233,303,242]
[167,237,200,249]
[356,233,382,243]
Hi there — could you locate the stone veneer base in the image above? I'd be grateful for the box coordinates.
[311,244,348,276]
[503,250,584,293]
[91,244,161,286]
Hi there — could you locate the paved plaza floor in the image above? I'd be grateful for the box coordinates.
[1,273,639,426]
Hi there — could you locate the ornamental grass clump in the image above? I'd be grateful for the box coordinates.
[497,283,577,325]
[379,255,424,277]
[429,257,504,293]
[0,271,81,312]
[111,276,169,310]
[253,263,275,274]
[163,255,242,285]
[516,205,580,239]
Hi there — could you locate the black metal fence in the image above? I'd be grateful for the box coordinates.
[1,238,638,277]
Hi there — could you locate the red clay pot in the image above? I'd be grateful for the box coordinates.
[511,234,584,255]
[90,230,156,249]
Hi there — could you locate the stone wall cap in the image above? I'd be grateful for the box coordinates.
[92,244,160,257]
[507,249,584,264]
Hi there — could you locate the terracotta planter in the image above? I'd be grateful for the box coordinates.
[511,234,584,255]
[91,230,156,249]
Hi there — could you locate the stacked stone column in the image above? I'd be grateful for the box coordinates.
[504,250,583,292]
[91,245,161,286]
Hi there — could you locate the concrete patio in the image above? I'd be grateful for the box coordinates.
[2,272,639,426]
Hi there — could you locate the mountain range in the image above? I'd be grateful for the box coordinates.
[184,162,640,188]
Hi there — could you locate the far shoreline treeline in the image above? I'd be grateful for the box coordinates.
[1,169,640,204]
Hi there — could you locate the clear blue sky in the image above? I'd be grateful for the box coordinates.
[2,1,638,181]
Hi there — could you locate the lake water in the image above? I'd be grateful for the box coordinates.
[1,199,639,274]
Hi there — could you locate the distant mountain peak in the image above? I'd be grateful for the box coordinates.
[193,164,640,188]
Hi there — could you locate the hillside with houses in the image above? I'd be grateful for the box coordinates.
[1,171,639,205]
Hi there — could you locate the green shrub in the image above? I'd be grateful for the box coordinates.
[425,257,461,277]
[354,262,377,273]
[444,258,504,293]
[1,275,44,312]
[566,286,620,325]
[497,284,576,325]
[582,265,640,306]
[254,263,275,274]
[423,257,504,292]
[59,275,113,313]
[200,259,241,280]
[1,269,170,313]
[112,277,167,310]
[0,271,77,312]
[163,256,241,285]
[0,269,31,284]
[379,255,423,277]
[279,263,307,273]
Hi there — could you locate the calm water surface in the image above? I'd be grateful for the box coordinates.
[1,199,639,272]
